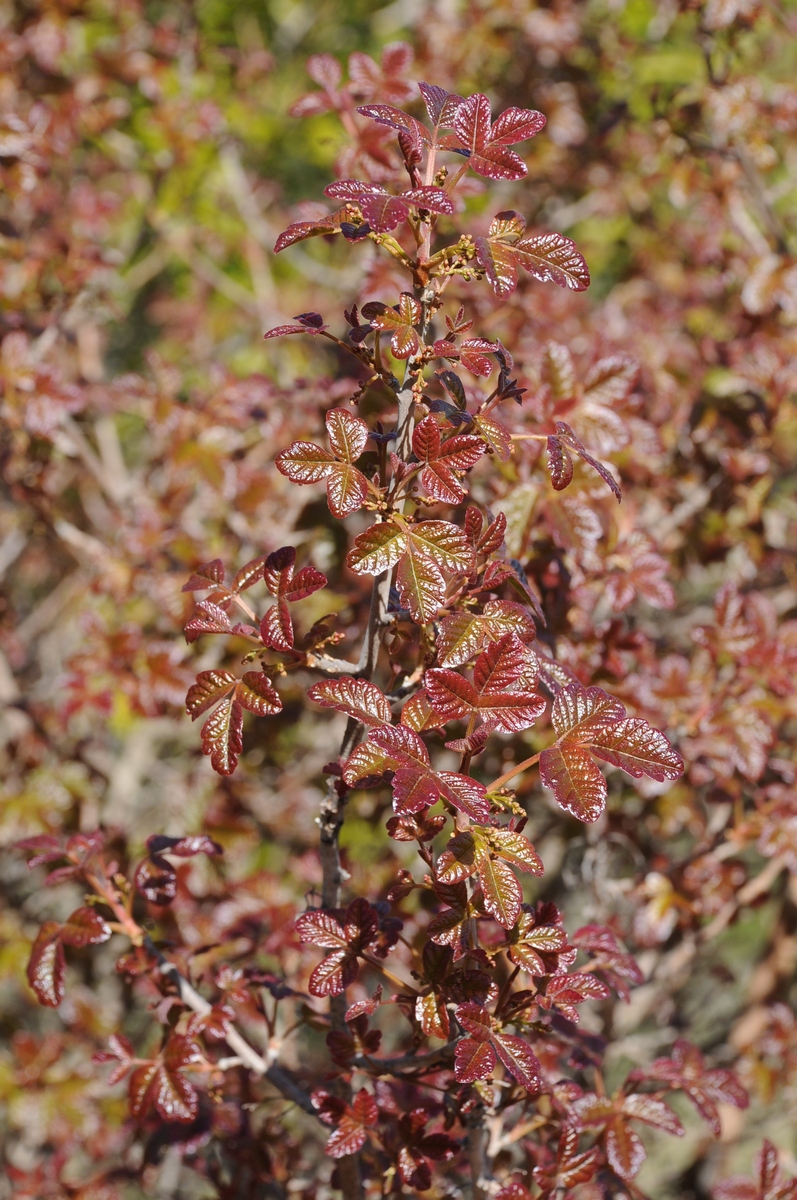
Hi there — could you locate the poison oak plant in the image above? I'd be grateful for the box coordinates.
[6,4,797,1197]
[16,70,756,1199]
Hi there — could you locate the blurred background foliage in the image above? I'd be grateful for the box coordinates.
[1,0,797,1196]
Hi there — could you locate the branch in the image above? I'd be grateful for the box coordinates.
[353,1040,458,1075]
[147,939,318,1118]
[466,1108,491,1200]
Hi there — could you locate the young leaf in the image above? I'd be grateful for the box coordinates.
[201,694,244,776]
[324,180,452,233]
[60,907,112,948]
[491,1030,543,1091]
[307,678,392,727]
[479,855,523,928]
[632,1039,748,1137]
[540,683,682,822]
[365,293,422,359]
[128,1036,201,1124]
[412,415,485,504]
[27,922,65,1007]
[276,409,370,518]
[475,211,589,297]
[439,93,545,180]
[186,670,237,720]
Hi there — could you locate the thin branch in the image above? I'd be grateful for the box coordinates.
[147,939,318,1118]
[353,1041,458,1075]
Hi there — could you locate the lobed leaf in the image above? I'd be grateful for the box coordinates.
[347,521,406,576]
[492,1031,543,1090]
[307,678,392,727]
[539,742,608,822]
[186,670,236,720]
[589,718,684,781]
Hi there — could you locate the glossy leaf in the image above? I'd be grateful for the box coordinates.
[128,1036,201,1124]
[201,694,244,776]
[307,678,392,727]
[440,93,544,179]
[27,922,65,1007]
[60,907,112,948]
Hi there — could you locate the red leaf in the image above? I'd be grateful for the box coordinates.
[296,909,349,949]
[129,1037,200,1124]
[133,855,176,905]
[182,559,225,591]
[540,741,607,821]
[488,829,544,874]
[184,600,233,643]
[145,834,223,858]
[236,672,282,716]
[201,695,244,776]
[554,421,621,501]
[186,670,236,719]
[275,440,335,483]
[547,434,574,490]
[263,321,329,339]
[368,293,422,358]
[396,542,447,622]
[416,990,451,1039]
[60,907,112,948]
[589,718,684,781]
[551,684,626,739]
[27,922,65,1007]
[261,600,294,650]
[284,564,327,602]
[347,520,407,575]
[454,1037,495,1082]
[475,213,589,297]
[325,407,369,462]
[437,830,489,884]
[491,1032,542,1090]
[307,678,392,727]
[437,599,535,668]
[356,103,431,145]
[606,1117,646,1182]
[273,216,341,254]
[479,855,523,928]
[623,1093,684,1136]
[442,93,544,180]
[309,949,358,997]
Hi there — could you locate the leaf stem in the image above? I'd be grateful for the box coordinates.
[488,752,541,792]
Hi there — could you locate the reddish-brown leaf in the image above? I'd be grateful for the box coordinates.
[307,678,392,727]
[236,672,282,716]
[186,670,237,719]
[440,93,544,179]
[128,1037,200,1124]
[479,855,523,928]
[201,694,244,776]
[27,922,65,1007]
[454,1037,495,1082]
[491,1031,542,1090]
[60,907,112,948]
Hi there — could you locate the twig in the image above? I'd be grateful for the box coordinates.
[466,1109,491,1200]
[147,939,318,1118]
[353,1041,458,1075]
